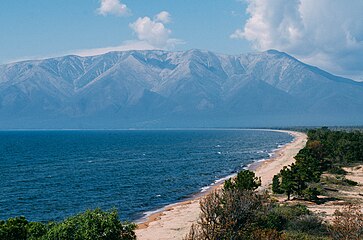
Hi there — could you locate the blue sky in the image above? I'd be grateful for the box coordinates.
[0,0,250,62]
[1,0,363,80]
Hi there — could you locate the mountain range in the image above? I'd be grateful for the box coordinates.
[0,49,362,128]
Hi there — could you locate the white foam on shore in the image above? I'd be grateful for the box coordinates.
[199,172,238,192]
[200,186,210,193]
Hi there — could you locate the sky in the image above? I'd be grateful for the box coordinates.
[1,0,363,81]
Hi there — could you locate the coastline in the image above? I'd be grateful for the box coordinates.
[136,130,308,240]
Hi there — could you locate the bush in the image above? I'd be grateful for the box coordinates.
[329,205,363,240]
[302,184,320,201]
[283,231,331,240]
[287,214,328,236]
[0,209,136,240]
[45,208,136,240]
[328,166,347,175]
[0,216,28,240]
[258,204,311,232]
[251,228,284,240]
[184,189,330,240]
[224,170,261,191]
[343,178,358,186]
[323,176,358,186]
[26,222,48,240]
[184,189,266,239]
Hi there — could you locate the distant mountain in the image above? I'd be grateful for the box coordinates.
[0,49,363,128]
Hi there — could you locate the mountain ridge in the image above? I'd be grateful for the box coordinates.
[0,49,362,128]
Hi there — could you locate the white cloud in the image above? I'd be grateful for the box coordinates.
[129,11,182,49]
[97,0,130,16]
[73,41,157,57]
[155,11,171,24]
[73,12,183,57]
[232,0,363,81]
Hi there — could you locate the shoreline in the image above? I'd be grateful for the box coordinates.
[136,130,308,240]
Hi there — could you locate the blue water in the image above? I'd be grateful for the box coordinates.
[0,129,293,222]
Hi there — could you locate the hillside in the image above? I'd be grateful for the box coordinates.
[0,49,362,128]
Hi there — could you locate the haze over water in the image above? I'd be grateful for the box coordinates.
[0,130,292,222]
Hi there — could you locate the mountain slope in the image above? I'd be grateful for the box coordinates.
[0,49,362,128]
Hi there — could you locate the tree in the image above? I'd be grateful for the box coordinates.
[272,175,283,194]
[224,170,261,191]
[279,166,297,200]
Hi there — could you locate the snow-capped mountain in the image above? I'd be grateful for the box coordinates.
[0,49,362,128]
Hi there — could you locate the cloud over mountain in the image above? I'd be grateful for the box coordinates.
[129,12,174,48]
[74,12,182,57]
[232,0,363,81]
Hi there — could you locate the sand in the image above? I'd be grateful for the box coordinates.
[307,165,363,221]
[135,130,308,240]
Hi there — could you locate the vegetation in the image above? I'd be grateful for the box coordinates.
[224,169,261,191]
[273,127,363,200]
[3,128,363,239]
[329,205,363,240]
[0,209,136,240]
[185,170,330,239]
[187,128,363,239]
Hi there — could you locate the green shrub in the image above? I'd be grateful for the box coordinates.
[0,209,136,240]
[302,184,321,201]
[343,178,358,186]
[328,166,347,175]
[0,216,28,240]
[323,176,358,186]
[258,204,311,232]
[26,222,48,240]
[45,208,136,240]
[283,231,331,240]
[224,170,261,191]
[287,215,328,236]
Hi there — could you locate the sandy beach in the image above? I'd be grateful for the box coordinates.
[136,130,308,240]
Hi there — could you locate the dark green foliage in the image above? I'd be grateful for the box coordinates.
[274,128,363,200]
[272,175,283,194]
[26,222,48,240]
[302,184,320,201]
[0,216,28,240]
[279,166,297,200]
[343,178,358,186]
[0,209,136,240]
[308,128,363,165]
[46,209,133,240]
[224,170,261,191]
[328,166,347,175]
[287,214,328,236]
[258,204,310,231]
[322,175,358,187]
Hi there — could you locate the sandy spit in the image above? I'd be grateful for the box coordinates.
[135,130,308,240]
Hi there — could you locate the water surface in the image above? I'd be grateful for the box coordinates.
[0,129,293,221]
